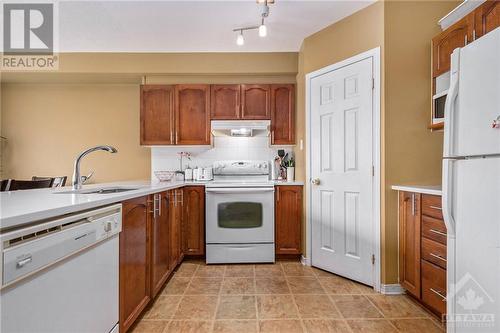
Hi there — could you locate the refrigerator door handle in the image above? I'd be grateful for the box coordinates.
[443,48,460,158]
[442,158,456,237]
[442,48,460,239]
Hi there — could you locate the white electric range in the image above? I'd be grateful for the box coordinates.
[205,160,275,264]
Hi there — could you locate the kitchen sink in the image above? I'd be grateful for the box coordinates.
[55,187,139,194]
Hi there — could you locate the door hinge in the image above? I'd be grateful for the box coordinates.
[372,166,375,177]
[372,78,375,90]
[371,254,375,265]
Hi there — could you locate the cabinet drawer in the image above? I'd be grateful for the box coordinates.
[421,260,446,316]
[422,238,447,269]
[422,215,447,245]
[422,194,443,219]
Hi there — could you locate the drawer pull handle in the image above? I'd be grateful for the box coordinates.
[17,256,32,268]
[429,205,442,211]
[430,288,447,301]
[429,253,447,262]
[429,229,447,237]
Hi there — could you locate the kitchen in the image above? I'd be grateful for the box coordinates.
[1,1,499,333]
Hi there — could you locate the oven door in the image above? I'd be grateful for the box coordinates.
[205,187,274,244]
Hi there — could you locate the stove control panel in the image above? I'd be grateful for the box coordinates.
[213,160,269,175]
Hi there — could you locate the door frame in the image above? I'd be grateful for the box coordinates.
[305,47,381,292]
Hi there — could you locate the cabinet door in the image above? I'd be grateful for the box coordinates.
[275,185,302,255]
[475,0,500,38]
[140,85,174,145]
[210,84,241,119]
[182,186,205,255]
[432,13,474,77]
[271,84,295,145]
[150,193,171,298]
[398,191,421,298]
[175,84,211,145]
[241,84,270,119]
[169,189,183,269]
[120,196,151,333]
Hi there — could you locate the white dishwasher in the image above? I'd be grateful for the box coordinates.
[0,204,122,333]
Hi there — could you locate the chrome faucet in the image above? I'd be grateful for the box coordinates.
[72,145,118,190]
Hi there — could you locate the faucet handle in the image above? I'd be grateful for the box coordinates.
[81,170,94,184]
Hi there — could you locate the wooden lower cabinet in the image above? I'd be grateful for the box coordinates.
[275,185,302,255]
[120,189,186,332]
[120,196,151,333]
[398,191,447,319]
[182,186,205,256]
[150,192,171,298]
[169,189,184,268]
[398,191,421,298]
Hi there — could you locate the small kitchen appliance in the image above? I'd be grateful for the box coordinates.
[196,167,213,181]
[205,160,274,264]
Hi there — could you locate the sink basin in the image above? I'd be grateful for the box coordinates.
[55,187,139,194]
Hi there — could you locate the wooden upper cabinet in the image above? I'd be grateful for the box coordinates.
[475,0,500,38]
[241,84,271,119]
[271,84,295,145]
[432,12,474,77]
[120,196,151,333]
[275,185,302,255]
[182,186,205,256]
[150,192,171,298]
[175,84,211,145]
[210,84,241,119]
[398,191,421,298]
[140,85,174,145]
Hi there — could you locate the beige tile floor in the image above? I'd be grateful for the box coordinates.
[132,260,444,333]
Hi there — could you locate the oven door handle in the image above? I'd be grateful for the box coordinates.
[205,188,275,194]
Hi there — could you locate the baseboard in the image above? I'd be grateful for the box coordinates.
[300,255,311,266]
[380,283,405,295]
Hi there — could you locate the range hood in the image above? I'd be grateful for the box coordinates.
[211,120,270,137]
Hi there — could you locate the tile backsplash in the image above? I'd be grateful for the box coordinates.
[151,136,293,181]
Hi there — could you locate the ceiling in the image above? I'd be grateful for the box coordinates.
[58,0,374,52]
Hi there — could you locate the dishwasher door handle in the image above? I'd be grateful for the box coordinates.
[16,256,32,268]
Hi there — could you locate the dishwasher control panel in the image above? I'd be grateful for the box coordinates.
[1,204,122,288]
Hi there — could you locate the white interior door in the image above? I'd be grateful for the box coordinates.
[310,57,374,286]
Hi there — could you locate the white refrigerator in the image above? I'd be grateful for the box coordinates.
[443,27,500,333]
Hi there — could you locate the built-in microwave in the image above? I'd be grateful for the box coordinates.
[432,90,447,124]
[432,71,450,124]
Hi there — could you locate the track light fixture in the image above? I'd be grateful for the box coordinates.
[233,0,273,45]
[236,30,244,46]
[259,18,267,37]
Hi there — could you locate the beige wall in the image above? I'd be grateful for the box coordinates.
[296,1,458,283]
[1,84,150,183]
[1,53,298,183]
[383,0,459,283]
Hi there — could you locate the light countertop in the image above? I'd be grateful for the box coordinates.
[0,179,304,231]
[391,184,442,196]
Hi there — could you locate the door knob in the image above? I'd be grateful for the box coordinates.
[311,178,321,185]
